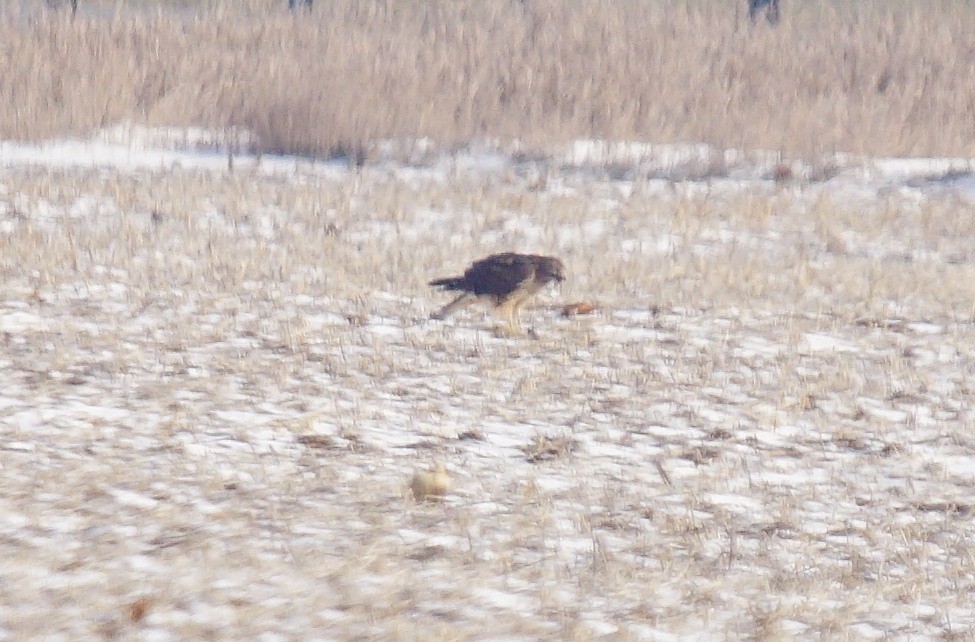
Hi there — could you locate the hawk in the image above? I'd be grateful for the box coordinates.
[429,253,565,333]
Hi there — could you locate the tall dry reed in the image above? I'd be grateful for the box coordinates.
[2,0,973,158]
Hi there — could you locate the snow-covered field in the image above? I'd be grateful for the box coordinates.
[2,129,975,640]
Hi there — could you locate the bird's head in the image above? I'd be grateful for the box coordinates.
[540,256,566,284]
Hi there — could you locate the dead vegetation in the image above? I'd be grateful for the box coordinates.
[1,159,975,637]
[3,4,975,635]
[521,433,579,463]
[3,0,975,158]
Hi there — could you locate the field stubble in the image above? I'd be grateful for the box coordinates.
[1,159,975,638]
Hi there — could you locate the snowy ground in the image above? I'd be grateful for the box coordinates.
[2,129,975,640]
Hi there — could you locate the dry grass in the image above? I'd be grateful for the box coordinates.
[2,159,975,638]
[4,0,975,158]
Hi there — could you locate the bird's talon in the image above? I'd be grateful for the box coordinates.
[493,326,525,339]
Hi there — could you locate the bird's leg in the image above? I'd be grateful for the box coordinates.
[493,300,528,338]
[432,293,475,320]
[509,302,523,335]
[513,301,539,339]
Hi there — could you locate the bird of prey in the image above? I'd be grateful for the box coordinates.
[429,252,565,334]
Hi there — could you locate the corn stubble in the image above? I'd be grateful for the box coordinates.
[1,163,974,638]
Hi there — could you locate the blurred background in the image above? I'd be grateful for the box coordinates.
[3,0,973,160]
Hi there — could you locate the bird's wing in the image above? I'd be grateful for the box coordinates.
[465,254,536,296]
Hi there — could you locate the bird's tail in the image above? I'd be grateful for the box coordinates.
[431,293,476,320]
[428,276,465,290]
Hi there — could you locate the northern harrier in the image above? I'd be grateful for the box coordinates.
[429,253,565,334]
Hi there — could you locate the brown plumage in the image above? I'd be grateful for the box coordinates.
[429,253,565,333]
